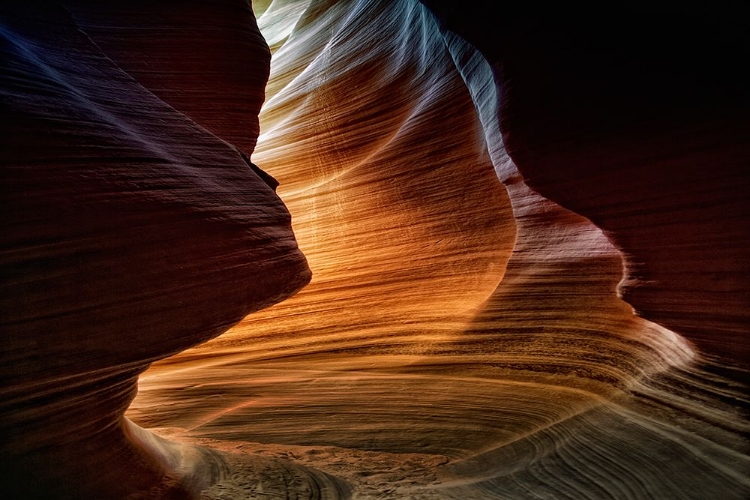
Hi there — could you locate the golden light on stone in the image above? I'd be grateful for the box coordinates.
[2,1,748,499]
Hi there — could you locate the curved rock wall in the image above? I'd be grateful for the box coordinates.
[2,1,748,499]
[1,2,308,498]
[128,1,747,499]
[422,2,750,369]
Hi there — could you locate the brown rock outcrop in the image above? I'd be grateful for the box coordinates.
[127,2,748,499]
[421,2,750,369]
[0,2,309,498]
[3,1,748,499]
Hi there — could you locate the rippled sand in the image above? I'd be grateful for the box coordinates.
[125,1,750,499]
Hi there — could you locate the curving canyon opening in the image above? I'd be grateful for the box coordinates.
[1,1,748,499]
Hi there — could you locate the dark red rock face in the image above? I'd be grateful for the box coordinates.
[422,3,750,368]
[0,2,309,498]
[65,0,270,156]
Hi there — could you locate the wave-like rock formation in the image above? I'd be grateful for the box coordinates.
[1,1,309,498]
[421,2,750,369]
[2,0,748,499]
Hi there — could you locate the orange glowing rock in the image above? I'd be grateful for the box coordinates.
[2,1,748,499]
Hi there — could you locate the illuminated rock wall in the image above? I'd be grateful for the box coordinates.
[131,1,748,498]
[2,1,747,499]
[422,2,750,367]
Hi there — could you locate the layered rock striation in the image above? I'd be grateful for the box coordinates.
[2,1,748,499]
[1,1,309,498]
[130,1,748,499]
[422,1,750,369]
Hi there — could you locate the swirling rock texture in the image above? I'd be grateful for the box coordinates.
[1,1,309,498]
[2,1,748,499]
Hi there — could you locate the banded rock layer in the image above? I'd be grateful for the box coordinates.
[132,1,749,499]
[1,1,309,498]
[422,1,750,367]
[2,1,749,499]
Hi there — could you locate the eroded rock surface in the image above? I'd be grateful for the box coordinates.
[2,1,748,499]
[131,1,747,499]
[1,2,309,498]
[422,1,750,368]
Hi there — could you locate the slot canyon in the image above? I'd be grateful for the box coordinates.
[1,1,748,498]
